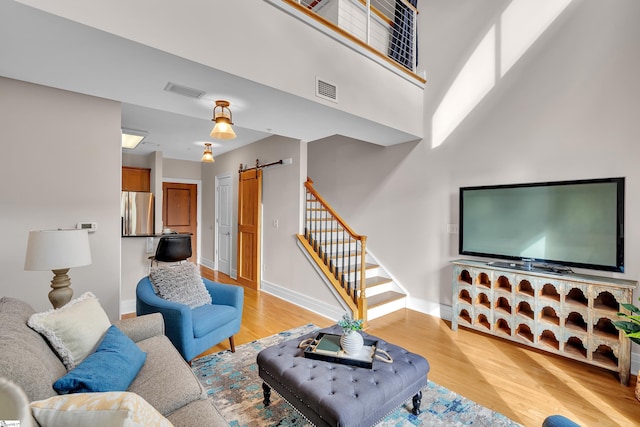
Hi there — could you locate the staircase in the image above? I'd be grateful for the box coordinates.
[296,178,406,323]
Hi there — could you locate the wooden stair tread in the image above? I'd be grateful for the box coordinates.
[305,236,355,245]
[339,262,378,273]
[328,252,365,259]
[367,291,406,308]
[366,276,392,288]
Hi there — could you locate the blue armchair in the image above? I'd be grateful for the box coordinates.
[136,276,244,362]
[542,415,580,427]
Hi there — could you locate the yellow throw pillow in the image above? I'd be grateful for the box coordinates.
[27,292,111,370]
[30,392,173,427]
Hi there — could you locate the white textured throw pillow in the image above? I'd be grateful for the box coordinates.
[30,392,174,427]
[149,262,212,308]
[27,292,111,370]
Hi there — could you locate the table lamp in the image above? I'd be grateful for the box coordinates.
[24,229,92,309]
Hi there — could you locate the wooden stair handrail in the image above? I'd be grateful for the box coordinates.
[305,178,364,242]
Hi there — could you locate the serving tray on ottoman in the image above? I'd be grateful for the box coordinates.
[257,325,430,427]
[303,332,379,369]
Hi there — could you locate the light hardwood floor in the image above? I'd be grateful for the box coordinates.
[194,267,638,426]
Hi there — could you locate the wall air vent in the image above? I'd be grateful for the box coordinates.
[164,82,206,99]
[316,77,338,103]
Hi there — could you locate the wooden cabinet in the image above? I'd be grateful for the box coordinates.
[451,259,637,385]
[122,167,150,192]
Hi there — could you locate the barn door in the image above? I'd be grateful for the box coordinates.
[237,169,262,289]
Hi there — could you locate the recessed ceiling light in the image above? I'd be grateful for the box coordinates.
[122,128,148,149]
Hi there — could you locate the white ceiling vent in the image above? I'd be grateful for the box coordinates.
[164,82,205,99]
[316,77,338,103]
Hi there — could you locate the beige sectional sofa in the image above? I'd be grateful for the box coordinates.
[0,296,227,426]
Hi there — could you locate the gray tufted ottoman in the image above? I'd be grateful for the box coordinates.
[257,325,430,427]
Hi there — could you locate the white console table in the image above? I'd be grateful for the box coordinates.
[451,259,637,385]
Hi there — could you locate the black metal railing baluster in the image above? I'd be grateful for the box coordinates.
[328,214,333,273]
[312,198,318,252]
[347,235,353,297]
[339,228,345,283]
[353,239,357,300]
[305,190,313,243]
[307,191,312,244]
[322,207,327,263]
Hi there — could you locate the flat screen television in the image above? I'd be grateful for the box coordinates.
[459,177,625,273]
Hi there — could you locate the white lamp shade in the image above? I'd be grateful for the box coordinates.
[24,229,92,271]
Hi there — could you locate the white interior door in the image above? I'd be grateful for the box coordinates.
[216,174,232,275]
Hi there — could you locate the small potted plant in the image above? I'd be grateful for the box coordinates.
[338,313,364,355]
[613,297,640,401]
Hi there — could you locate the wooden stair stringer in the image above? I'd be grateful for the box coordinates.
[298,233,407,321]
[296,234,359,317]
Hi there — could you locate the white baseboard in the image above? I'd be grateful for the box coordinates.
[198,258,235,280]
[407,297,453,321]
[120,299,136,316]
[199,257,215,270]
[261,279,341,322]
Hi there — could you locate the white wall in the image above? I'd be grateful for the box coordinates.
[310,0,640,366]
[0,77,122,319]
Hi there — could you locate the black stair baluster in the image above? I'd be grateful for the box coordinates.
[354,239,358,302]
[312,198,318,252]
[318,206,322,259]
[327,211,332,273]
[304,189,312,243]
[331,218,339,270]
[338,228,344,282]
[308,193,313,245]
[322,207,327,264]
[345,237,349,296]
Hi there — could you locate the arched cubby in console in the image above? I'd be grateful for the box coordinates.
[451,259,637,385]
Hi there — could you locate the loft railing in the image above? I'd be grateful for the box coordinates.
[297,178,368,323]
[280,0,419,75]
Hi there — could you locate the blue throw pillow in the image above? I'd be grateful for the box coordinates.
[53,325,147,394]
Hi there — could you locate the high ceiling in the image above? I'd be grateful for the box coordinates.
[0,1,419,162]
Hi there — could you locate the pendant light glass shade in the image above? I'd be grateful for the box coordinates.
[201,143,215,163]
[210,100,237,140]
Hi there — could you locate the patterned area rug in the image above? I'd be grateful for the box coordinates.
[192,324,522,427]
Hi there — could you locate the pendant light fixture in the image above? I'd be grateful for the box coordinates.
[210,100,236,140]
[201,143,215,163]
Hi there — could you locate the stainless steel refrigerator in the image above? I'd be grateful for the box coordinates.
[121,191,154,236]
